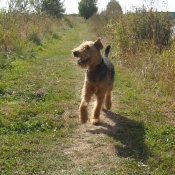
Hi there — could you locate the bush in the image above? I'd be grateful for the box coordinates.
[89,4,175,95]
[0,10,67,68]
[116,8,173,54]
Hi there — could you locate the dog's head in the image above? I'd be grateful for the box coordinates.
[72,38,103,68]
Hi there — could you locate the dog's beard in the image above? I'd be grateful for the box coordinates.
[77,57,90,65]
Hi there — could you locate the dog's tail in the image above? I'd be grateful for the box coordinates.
[104,45,111,57]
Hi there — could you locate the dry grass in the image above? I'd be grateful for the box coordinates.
[89,4,175,97]
[0,10,74,69]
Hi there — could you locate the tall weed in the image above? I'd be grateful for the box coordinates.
[0,10,70,68]
[89,5,175,95]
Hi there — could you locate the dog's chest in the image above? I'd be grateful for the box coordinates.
[86,64,107,82]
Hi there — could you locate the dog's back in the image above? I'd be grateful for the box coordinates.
[87,45,115,83]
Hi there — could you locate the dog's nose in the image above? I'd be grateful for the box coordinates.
[73,51,79,57]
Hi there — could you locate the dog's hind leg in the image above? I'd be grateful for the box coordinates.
[104,89,112,110]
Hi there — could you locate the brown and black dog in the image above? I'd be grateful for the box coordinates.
[72,38,115,125]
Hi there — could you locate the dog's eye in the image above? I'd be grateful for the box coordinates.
[86,46,90,50]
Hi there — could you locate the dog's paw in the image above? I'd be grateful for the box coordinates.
[79,115,88,123]
[104,101,112,110]
[91,118,100,125]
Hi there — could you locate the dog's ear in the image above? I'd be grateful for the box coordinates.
[94,38,103,50]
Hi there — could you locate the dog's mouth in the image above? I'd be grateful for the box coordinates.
[77,57,90,65]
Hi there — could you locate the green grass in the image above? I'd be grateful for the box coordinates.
[111,67,175,174]
[0,17,175,174]
[0,17,85,174]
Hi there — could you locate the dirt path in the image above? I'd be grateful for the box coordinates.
[63,109,120,168]
[53,17,175,174]
[60,19,128,174]
[47,16,175,175]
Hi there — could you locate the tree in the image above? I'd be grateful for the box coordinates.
[106,0,122,20]
[78,0,98,20]
[8,0,33,12]
[41,0,65,18]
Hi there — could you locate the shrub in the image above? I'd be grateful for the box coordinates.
[89,4,175,95]
[0,10,68,68]
[116,8,173,54]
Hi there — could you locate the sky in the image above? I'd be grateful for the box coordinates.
[65,0,175,14]
[0,0,175,14]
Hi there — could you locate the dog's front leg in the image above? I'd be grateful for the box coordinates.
[79,83,93,123]
[91,93,105,125]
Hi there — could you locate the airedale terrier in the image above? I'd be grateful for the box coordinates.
[72,38,115,125]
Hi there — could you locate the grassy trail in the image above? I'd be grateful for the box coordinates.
[1,18,175,174]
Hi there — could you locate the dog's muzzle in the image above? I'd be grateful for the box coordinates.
[77,57,90,65]
[72,51,90,65]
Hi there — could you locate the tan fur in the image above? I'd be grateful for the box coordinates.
[72,38,114,125]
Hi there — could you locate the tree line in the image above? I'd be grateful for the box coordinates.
[7,0,65,18]
[4,0,121,19]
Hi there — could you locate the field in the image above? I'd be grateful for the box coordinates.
[0,17,175,174]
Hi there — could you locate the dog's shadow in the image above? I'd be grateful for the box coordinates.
[87,109,149,162]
